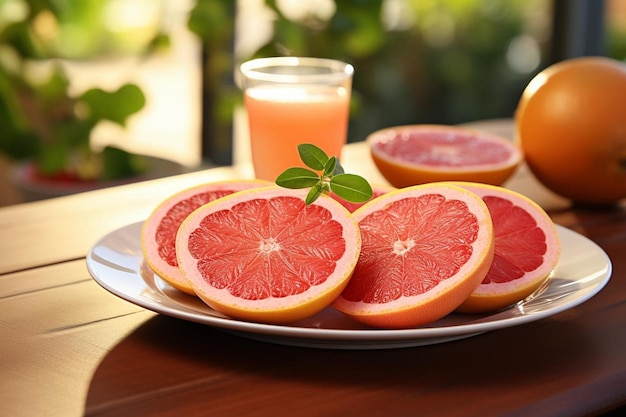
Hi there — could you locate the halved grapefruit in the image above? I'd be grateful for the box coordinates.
[368,124,522,188]
[141,180,270,295]
[333,183,495,329]
[453,182,561,313]
[175,186,361,324]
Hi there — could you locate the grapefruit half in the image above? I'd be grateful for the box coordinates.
[453,182,561,313]
[176,186,361,324]
[333,183,495,329]
[141,180,270,294]
[368,124,522,188]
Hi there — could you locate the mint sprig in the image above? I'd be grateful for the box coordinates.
[276,144,373,205]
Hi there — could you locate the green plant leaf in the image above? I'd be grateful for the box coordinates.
[330,173,373,203]
[81,84,146,125]
[276,144,372,205]
[187,0,234,42]
[305,183,323,205]
[275,167,320,189]
[323,156,337,177]
[55,119,95,148]
[100,146,149,181]
[36,142,70,175]
[298,144,329,171]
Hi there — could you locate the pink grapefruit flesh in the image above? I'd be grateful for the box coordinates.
[141,179,271,294]
[175,186,361,324]
[368,124,522,188]
[333,183,495,329]
[453,182,561,313]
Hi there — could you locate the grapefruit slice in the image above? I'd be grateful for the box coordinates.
[333,183,495,329]
[330,183,395,212]
[368,124,522,188]
[141,180,270,295]
[453,182,561,313]
[175,186,361,324]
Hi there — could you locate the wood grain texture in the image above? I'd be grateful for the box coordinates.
[0,166,241,274]
[2,126,625,417]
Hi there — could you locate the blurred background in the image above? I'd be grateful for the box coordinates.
[1,0,625,205]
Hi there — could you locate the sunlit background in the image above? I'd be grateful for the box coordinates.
[1,0,625,205]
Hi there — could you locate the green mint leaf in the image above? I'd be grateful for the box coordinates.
[329,173,373,203]
[305,183,323,205]
[275,144,373,206]
[323,156,337,177]
[275,167,320,189]
[298,144,329,171]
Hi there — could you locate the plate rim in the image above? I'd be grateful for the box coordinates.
[86,222,612,348]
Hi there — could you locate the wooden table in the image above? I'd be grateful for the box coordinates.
[1,120,625,417]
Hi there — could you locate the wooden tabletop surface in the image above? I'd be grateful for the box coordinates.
[1,120,625,417]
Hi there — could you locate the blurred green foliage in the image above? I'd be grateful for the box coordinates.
[252,0,546,143]
[0,0,168,59]
[3,0,624,172]
[608,17,626,60]
[187,0,237,165]
[0,0,163,180]
[189,0,551,166]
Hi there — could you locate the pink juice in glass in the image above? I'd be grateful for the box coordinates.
[245,84,350,181]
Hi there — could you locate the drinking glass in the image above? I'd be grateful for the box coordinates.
[239,57,354,181]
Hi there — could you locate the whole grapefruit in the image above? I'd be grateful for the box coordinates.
[515,56,626,205]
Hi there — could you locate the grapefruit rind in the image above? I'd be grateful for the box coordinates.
[141,179,271,295]
[175,186,362,324]
[515,57,626,205]
[451,182,561,313]
[332,183,495,329]
[330,183,396,213]
[368,124,522,188]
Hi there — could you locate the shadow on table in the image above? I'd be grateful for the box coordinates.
[82,311,604,417]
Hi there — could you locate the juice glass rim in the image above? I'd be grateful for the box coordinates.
[239,57,354,85]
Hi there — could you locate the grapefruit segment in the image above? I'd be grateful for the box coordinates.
[452,182,561,313]
[333,183,495,329]
[176,186,361,324]
[368,124,522,188]
[141,179,271,294]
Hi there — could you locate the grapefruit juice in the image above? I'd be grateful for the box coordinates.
[245,84,350,181]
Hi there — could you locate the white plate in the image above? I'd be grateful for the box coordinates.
[87,222,611,349]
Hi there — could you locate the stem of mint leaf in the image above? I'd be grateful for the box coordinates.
[275,144,373,205]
